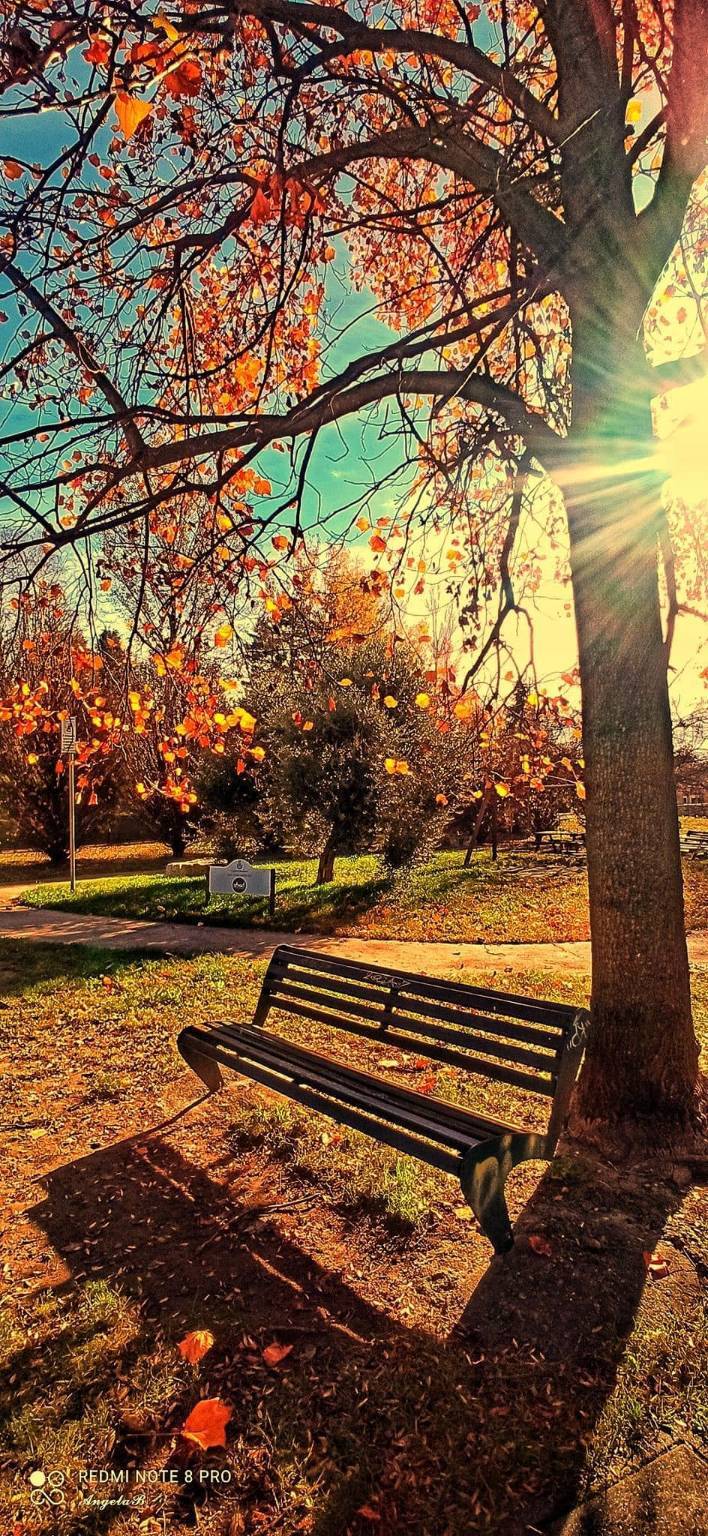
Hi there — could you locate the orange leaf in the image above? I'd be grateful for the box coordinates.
[575,781,586,800]
[262,1341,293,1367]
[214,622,233,647]
[369,534,386,553]
[249,186,273,225]
[178,1329,215,1365]
[164,57,203,99]
[115,93,153,139]
[3,159,24,180]
[181,1397,231,1449]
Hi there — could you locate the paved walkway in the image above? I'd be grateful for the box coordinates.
[0,888,706,976]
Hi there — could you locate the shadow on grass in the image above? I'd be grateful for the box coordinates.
[15,1123,687,1535]
[0,937,156,1003]
[20,869,396,934]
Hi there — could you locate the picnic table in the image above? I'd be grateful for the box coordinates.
[535,829,586,857]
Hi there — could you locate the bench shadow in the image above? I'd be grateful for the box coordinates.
[19,1128,686,1536]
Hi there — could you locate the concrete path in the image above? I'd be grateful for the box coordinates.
[0,889,707,976]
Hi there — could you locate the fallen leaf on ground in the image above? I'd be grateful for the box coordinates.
[262,1341,294,1367]
[181,1397,231,1449]
[528,1234,553,1257]
[178,1329,215,1364]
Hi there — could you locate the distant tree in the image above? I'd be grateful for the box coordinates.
[255,668,384,885]
[0,588,121,863]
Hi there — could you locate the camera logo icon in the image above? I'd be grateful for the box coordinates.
[29,1469,66,1507]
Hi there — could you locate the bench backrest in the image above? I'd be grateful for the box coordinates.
[256,945,587,1103]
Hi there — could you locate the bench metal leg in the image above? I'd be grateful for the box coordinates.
[460,1132,548,1254]
[177,1028,224,1093]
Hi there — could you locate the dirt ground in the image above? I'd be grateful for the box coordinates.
[1,942,706,1535]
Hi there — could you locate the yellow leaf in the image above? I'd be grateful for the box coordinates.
[415,692,430,709]
[155,12,180,42]
[575,781,586,800]
[495,782,510,797]
[626,99,642,124]
[249,745,266,761]
[214,622,233,647]
[232,707,256,734]
[383,695,397,709]
[114,92,153,140]
[339,677,352,687]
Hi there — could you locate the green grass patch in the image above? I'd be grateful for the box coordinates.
[21,844,708,942]
[18,847,602,942]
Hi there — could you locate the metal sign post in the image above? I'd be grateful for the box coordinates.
[60,717,77,892]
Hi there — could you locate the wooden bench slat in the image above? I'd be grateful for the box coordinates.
[217,1021,527,1140]
[268,980,560,1074]
[269,963,565,1048]
[270,945,578,1023]
[214,1025,486,1149]
[257,995,556,1094]
[179,1029,464,1174]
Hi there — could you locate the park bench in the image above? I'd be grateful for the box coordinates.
[178,946,590,1254]
[680,830,708,859]
[536,829,586,857]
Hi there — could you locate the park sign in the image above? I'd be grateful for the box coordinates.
[208,859,276,915]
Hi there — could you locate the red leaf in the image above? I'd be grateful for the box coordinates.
[84,36,110,67]
[181,1397,231,1449]
[528,1234,553,1257]
[164,57,203,99]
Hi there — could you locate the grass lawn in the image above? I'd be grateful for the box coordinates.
[18,845,708,943]
[0,938,706,1534]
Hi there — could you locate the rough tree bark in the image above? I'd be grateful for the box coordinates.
[564,323,700,1127]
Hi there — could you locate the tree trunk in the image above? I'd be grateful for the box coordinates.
[170,824,187,859]
[316,833,336,886]
[463,788,490,867]
[565,445,699,1128]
